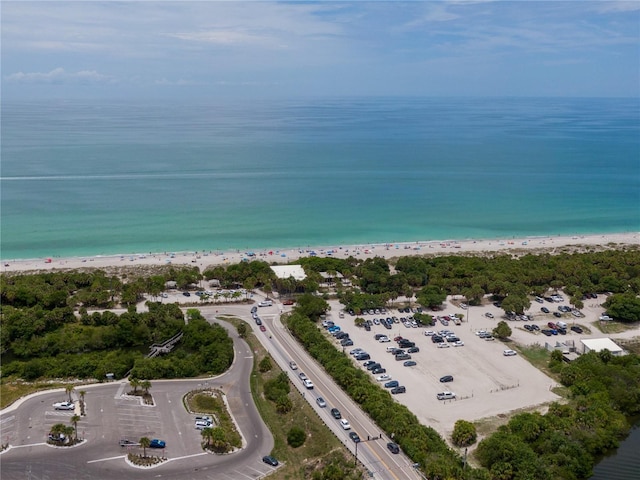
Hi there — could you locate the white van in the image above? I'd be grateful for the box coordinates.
[556,321,567,329]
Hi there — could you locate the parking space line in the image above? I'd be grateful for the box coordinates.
[87,454,126,464]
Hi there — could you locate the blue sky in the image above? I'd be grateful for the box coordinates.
[2,1,639,99]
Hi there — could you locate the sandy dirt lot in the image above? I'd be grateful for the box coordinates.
[324,299,572,440]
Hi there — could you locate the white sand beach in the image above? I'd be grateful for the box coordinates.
[2,232,639,274]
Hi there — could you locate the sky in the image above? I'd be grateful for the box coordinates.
[2,1,639,100]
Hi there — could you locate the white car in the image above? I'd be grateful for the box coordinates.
[437,342,450,348]
[303,379,314,389]
[485,312,494,318]
[453,341,465,347]
[53,401,75,411]
[340,418,351,430]
[503,349,517,356]
[379,337,391,343]
[424,330,435,336]
[437,391,456,400]
[376,374,391,382]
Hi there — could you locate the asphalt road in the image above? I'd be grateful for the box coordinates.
[0,319,275,480]
[233,303,422,480]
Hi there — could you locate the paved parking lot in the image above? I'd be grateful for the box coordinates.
[325,300,560,439]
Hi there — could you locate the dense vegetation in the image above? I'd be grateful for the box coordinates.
[475,351,640,479]
[295,249,640,320]
[0,269,234,381]
[285,304,484,480]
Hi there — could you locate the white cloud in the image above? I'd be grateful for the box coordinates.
[5,68,113,84]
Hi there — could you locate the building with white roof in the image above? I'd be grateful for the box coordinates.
[580,338,624,356]
[270,265,307,281]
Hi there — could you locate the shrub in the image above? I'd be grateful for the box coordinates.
[287,426,306,448]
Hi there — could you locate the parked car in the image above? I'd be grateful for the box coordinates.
[439,375,454,383]
[341,338,354,346]
[407,347,420,353]
[403,361,417,367]
[503,349,517,356]
[571,325,583,333]
[372,367,386,374]
[437,392,456,400]
[376,374,391,382]
[331,408,342,419]
[387,442,400,454]
[395,353,411,360]
[355,353,371,361]
[541,307,550,313]
[262,455,279,466]
[553,312,562,318]
[119,438,139,447]
[437,342,450,348]
[485,312,494,318]
[391,386,406,394]
[149,439,166,448]
[384,380,399,388]
[53,401,75,410]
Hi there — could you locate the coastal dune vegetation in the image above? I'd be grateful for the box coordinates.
[1,247,639,479]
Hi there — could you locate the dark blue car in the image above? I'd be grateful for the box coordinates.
[149,439,166,448]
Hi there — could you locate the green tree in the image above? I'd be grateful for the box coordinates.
[139,436,150,457]
[417,285,446,309]
[201,427,213,449]
[603,293,640,322]
[129,377,140,395]
[236,322,247,338]
[140,379,152,395]
[287,425,306,448]
[493,321,512,339]
[259,355,273,373]
[210,426,227,452]
[65,384,75,403]
[70,414,80,441]
[452,419,477,447]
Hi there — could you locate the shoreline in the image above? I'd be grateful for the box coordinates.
[2,232,639,274]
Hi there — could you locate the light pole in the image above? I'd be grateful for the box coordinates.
[354,433,382,467]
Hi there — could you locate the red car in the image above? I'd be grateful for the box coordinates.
[394,336,403,342]
[547,322,557,329]
[282,299,295,305]
[260,325,266,332]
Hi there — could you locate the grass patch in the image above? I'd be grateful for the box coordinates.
[517,343,556,377]
[594,320,635,335]
[184,389,242,452]
[0,379,75,409]
[235,319,362,479]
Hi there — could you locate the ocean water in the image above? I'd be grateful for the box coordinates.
[1,97,639,260]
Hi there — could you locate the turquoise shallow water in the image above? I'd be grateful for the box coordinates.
[1,97,639,260]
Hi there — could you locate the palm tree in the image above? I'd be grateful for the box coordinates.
[201,427,213,449]
[65,385,74,403]
[140,380,151,396]
[78,390,86,415]
[139,437,151,458]
[129,377,140,395]
[49,423,67,444]
[70,414,80,441]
